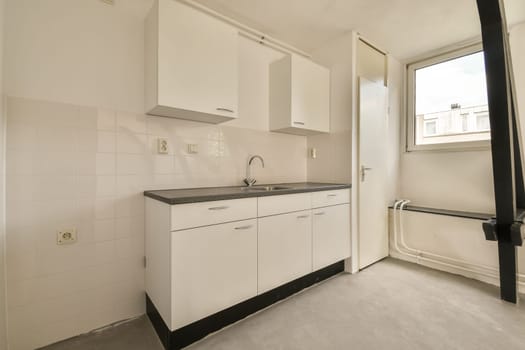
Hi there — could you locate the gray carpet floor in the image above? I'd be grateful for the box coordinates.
[42,258,525,350]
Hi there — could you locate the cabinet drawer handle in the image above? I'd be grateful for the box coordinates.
[314,212,326,216]
[217,108,234,113]
[293,121,305,125]
[234,225,253,230]
[297,215,310,219]
[208,206,229,211]
[327,194,337,197]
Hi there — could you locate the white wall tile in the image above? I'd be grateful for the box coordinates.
[94,198,115,220]
[95,153,116,175]
[97,131,116,153]
[97,109,116,131]
[33,152,77,176]
[5,96,307,350]
[93,219,115,242]
[116,154,148,175]
[96,176,116,197]
[76,130,97,153]
[6,122,36,151]
[117,132,147,154]
[117,111,146,134]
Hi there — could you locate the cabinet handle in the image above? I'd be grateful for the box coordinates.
[208,206,229,211]
[297,215,310,219]
[293,121,305,125]
[216,108,234,113]
[314,212,326,216]
[234,225,253,230]
[327,194,337,197]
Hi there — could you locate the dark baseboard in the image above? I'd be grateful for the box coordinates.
[146,260,345,349]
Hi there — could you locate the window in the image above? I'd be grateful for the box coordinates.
[424,120,437,136]
[476,112,490,131]
[407,44,491,151]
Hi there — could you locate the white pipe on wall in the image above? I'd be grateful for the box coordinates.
[391,200,525,287]
[178,0,312,58]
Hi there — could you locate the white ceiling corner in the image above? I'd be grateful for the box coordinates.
[193,0,525,60]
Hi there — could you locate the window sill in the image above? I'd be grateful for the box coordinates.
[405,140,491,153]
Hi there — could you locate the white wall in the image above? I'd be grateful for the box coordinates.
[386,56,403,203]
[5,0,151,114]
[3,1,306,349]
[511,23,525,144]
[307,32,353,184]
[0,0,7,347]
[393,22,525,289]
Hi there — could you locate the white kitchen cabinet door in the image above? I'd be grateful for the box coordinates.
[258,210,312,293]
[145,0,238,123]
[312,204,351,270]
[171,219,257,329]
[292,55,330,132]
[269,54,330,135]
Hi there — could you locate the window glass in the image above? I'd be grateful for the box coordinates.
[411,50,490,147]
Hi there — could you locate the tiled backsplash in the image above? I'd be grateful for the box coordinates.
[5,96,307,349]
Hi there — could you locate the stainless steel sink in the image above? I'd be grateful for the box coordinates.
[241,185,291,192]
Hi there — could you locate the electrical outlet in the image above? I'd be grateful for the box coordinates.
[57,229,77,245]
[157,138,169,154]
[310,148,317,159]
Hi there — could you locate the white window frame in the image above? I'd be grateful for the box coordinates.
[406,43,491,152]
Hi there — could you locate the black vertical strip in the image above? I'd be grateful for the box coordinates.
[476,0,518,302]
[498,242,517,301]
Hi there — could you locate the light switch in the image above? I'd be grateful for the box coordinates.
[187,144,199,154]
[310,148,317,159]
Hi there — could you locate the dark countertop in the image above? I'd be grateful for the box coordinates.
[144,182,351,205]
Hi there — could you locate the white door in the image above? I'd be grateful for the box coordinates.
[358,77,388,269]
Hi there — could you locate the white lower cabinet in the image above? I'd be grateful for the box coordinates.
[312,204,351,270]
[171,219,257,329]
[145,188,350,332]
[258,210,313,293]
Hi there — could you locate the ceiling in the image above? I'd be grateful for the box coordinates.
[193,0,525,60]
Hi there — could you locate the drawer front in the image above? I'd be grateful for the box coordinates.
[257,193,311,217]
[170,198,257,231]
[311,189,350,208]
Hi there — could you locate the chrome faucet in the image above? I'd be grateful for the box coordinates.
[244,155,265,186]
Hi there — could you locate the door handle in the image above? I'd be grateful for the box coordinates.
[361,165,372,182]
[208,206,229,211]
[234,225,253,230]
[297,214,310,219]
[216,108,235,113]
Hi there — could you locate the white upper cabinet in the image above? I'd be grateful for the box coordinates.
[145,0,238,123]
[269,54,330,135]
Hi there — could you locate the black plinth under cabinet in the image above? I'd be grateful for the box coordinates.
[146,260,345,350]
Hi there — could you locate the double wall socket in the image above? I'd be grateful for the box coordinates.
[158,138,169,154]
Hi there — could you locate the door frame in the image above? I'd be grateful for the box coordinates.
[349,34,389,273]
